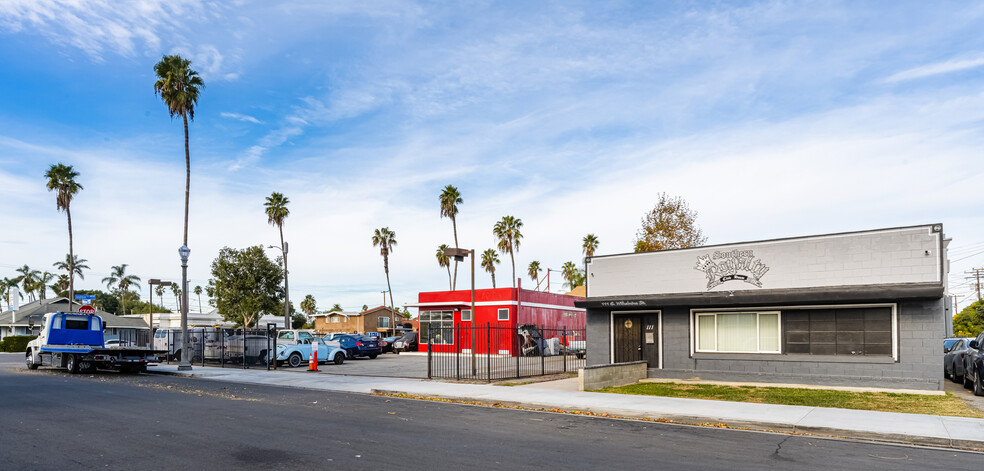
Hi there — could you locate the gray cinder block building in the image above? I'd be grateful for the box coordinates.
[577,224,950,391]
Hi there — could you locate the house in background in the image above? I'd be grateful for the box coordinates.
[312,306,404,336]
[0,297,151,345]
[407,287,585,355]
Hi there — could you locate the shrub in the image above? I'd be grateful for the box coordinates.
[1,335,37,352]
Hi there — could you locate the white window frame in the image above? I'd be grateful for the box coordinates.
[460,309,472,322]
[497,308,509,321]
[331,317,339,323]
[419,310,455,345]
[693,311,781,354]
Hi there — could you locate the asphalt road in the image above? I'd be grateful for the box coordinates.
[0,353,979,470]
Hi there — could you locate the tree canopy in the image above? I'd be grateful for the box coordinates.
[953,300,984,337]
[206,246,284,328]
[633,193,707,252]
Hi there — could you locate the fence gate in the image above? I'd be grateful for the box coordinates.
[426,322,586,382]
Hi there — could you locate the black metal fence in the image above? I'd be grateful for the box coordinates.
[426,323,586,382]
[154,326,278,369]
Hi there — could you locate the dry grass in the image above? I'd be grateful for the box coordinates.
[596,382,984,418]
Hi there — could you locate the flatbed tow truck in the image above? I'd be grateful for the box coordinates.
[25,312,164,374]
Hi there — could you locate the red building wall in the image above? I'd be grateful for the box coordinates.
[416,288,584,355]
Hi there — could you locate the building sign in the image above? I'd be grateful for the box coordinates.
[694,249,770,290]
[600,300,648,307]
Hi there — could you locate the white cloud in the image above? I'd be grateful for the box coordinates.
[883,55,984,83]
[220,112,263,124]
[0,0,209,60]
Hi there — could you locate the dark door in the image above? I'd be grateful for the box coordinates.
[614,315,642,363]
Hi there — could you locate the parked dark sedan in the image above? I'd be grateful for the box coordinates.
[962,332,984,395]
[329,334,381,359]
[945,338,971,382]
[379,336,401,354]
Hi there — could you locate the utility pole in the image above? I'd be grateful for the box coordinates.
[967,268,984,302]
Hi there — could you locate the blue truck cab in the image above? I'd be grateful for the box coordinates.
[26,312,162,374]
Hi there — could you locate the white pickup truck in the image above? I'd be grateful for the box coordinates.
[25,312,163,374]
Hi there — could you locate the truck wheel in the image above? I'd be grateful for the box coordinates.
[25,350,38,370]
[66,354,79,374]
[333,352,345,365]
[255,352,267,366]
[287,352,303,368]
[172,349,181,362]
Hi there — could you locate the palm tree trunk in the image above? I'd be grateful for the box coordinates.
[67,204,74,311]
[452,217,459,290]
[182,112,190,246]
[492,271,496,289]
[279,224,289,331]
[510,251,516,289]
[384,252,394,324]
[446,265,452,290]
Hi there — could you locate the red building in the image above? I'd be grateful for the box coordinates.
[410,287,585,355]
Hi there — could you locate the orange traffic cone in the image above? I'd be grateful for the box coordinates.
[308,343,319,372]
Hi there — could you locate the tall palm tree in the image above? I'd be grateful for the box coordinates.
[15,265,41,302]
[372,227,397,327]
[45,163,83,310]
[481,249,500,288]
[439,185,463,289]
[582,234,599,258]
[194,285,203,313]
[154,55,203,248]
[37,272,54,300]
[103,264,141,315]
[493,216,524,288]
[300,294,317,316]
[436,244,452,290]
[527,261,542,290]
[264,191,291,330]
[561,261,578,288]
[51,275,69,298]
[53,254,89,282]
[155,285,165,307]
[171,284,181,312]
[0,277,11,310]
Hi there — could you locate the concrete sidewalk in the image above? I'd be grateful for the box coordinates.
[147,364,984,450]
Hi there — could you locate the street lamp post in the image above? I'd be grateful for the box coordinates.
[444,247,475,375]
[177,245,192,371]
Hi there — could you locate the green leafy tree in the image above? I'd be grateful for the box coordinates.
[436,244,451,290]
[439,185,463,289]
[954,300,984,337]
[493,215,523,288]
[528,261,542,289]
[264,191,291,332]
[154,55,203,249]
[481,249,500,288]
[206,246,284,328]
[582,234,599,258]
[372,227,397,320]
[51,274,69,298]
[330,303,344,312]
[45,163,83,309]
[75,289,119,315]
[37,272,54,300]
[634,193,707,252]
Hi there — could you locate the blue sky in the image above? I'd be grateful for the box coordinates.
[1,1,983,313]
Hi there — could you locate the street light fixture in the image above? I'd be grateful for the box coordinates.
[444,247,476,375]
[177,245,192,371]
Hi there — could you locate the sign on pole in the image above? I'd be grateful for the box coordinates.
[78,305,96,314]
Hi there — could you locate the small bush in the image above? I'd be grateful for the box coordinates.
[1,336,37,352]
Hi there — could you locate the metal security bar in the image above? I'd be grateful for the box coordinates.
[155,326,278,370]
[426,322,586,382]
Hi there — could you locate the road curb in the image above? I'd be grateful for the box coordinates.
[370,389,983,451]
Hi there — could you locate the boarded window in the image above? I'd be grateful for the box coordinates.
[782,307,892,357]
